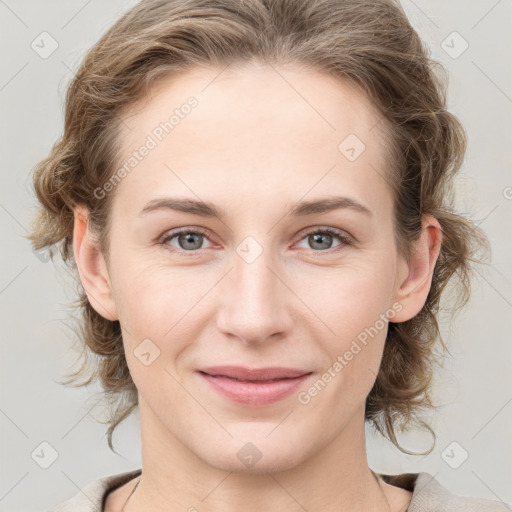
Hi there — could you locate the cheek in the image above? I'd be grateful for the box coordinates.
[112,260,218,378]
[296,255,396,334]
[300,275,393,417]
[295,256,396,383]
[112,254,204,330]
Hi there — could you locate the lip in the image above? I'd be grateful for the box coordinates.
[197,366,313,407]
[198,365,311,381]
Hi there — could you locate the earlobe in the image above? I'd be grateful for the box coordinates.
[391,215,443,323]
[72,205,118,321]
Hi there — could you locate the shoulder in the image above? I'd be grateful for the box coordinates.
[380,471,509,512]
[48,468,142,512]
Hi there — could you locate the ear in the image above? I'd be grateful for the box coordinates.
[391,214,443,323]
[72,205,118,321]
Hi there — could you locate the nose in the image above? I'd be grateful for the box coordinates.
[216,244,294,346]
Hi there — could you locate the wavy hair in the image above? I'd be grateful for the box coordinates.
[27,0,490,453]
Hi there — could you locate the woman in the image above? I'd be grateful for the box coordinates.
[28,0,505,510]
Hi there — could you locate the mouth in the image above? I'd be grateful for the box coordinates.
[196,366,314,407]
[198,365,312,381]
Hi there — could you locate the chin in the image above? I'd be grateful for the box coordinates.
[197,434,307,475]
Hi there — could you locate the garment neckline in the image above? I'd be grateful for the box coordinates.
[101,468,419,510]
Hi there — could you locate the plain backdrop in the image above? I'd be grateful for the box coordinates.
[0,1,511,511]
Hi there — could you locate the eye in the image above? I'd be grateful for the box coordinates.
[295,227,352,252]
[159,226,353,256]
[160,228,213,253]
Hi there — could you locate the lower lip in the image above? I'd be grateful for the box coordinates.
[198,372,313,407]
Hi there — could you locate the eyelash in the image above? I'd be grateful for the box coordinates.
[159,226,353,256]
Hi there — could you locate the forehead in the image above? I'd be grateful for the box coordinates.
[112,63,392,217]
[121,63,385,147]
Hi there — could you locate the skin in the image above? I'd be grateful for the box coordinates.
[73,63,442,512]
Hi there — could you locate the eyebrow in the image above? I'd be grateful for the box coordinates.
[138,196,372,219]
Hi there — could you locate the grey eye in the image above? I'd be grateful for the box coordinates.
[164,231,212,251]
[307,232,335,250]
[177,232,204,250]
[296,230,346,251]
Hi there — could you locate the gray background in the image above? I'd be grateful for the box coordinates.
[0,1,511,511]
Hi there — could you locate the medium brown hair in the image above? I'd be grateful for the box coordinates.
[27,0,489,453]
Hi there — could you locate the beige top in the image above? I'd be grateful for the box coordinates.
[50,468,508,511]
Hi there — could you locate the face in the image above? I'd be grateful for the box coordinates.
[76,63,433,474]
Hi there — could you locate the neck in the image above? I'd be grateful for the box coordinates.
[126,399,395,512]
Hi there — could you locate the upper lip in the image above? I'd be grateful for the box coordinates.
[198,366,312,381]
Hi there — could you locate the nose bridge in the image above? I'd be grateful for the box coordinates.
[216,238,292,343]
